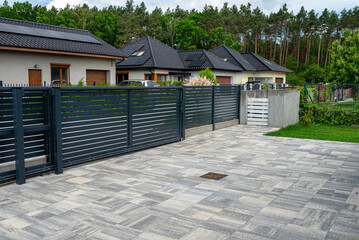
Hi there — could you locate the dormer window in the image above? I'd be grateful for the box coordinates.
[132,51,145,56]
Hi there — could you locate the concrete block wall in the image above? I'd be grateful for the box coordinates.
[240,90,300,128]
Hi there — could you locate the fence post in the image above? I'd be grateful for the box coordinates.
[317,84,320,102]
[237,86,241,124]
[180,87,186,140]
[212,86,215,131]
[127,89,133,147]
[52,87,63,174]
[12,87,25,184]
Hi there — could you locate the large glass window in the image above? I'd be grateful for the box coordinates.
[157,74,167,82]
[51,64,69,85]
[144,74,154,80]
[116,72,129,85]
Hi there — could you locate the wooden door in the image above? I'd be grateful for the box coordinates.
[216,76,231,85]
[28,69,42,86]
[86,70,107,86]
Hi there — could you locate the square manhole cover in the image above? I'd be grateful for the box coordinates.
[200,172,227,180]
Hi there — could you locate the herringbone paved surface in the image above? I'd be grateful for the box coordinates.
[0,125,358,240]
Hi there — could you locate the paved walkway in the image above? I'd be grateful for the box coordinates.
[0,125,358,240]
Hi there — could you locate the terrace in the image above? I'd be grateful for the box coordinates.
[0,125,358,239]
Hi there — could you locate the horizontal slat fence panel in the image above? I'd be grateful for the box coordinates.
[131,88,181,147]
[61,89,128,164]
[184,86,213,128]
[214,86,239,123]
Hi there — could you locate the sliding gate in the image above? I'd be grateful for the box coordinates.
[0,86,183,184]
[60,87,182,166]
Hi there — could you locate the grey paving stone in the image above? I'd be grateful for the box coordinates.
[0,125,358,239]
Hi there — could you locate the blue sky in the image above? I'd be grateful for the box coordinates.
[4,0,358,14]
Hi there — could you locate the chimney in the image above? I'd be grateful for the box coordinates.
[130,37,136,44]
[173,44,180,50]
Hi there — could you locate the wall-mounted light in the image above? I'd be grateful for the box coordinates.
[34,64,39,68]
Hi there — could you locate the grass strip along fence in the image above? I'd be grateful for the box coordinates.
[0,85,240,185]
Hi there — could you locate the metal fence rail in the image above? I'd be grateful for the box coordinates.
[0,86,241,185]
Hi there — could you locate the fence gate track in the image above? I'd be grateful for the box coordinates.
[247,98,268,126]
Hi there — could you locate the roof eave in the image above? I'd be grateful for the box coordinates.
[0,46,126,59]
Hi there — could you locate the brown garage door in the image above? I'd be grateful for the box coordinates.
[86,70,107,86]
[216,76,231,85]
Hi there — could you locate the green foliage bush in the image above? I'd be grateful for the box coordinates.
[286,73,305,86]
[198,68,216,85]
[298,86,359,126]
[314,109,359,126]
[301,64,327,83]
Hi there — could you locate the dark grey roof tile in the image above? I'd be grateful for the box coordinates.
[250,53,293,73]
[0,17,126,58]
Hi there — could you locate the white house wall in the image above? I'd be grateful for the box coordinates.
[0,50,116,85]
[124,69,287,84]
[128,70,151,80]
[237,72,287,84]
[187,71,240,84]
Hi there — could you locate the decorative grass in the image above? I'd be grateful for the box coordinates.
[265,124,359,143]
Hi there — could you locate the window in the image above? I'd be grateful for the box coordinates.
[51,64,70,85]
[145,74,154,80]
[157,74,167,82]
[132,51,145,56]
[116,72,129,85]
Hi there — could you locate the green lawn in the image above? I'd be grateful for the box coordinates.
[265,124,359,143]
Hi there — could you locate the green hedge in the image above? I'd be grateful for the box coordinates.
[313,109,359,125]
[298,86,359,126]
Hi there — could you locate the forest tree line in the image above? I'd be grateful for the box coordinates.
[0,0,358,82]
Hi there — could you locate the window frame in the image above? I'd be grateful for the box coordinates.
[116,72,129,85]
[144,74,154,80]
[50,63,70,85]
[157,74,167,82]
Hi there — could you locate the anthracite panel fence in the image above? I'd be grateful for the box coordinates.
[0,86,240,185]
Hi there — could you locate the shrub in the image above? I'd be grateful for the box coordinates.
[314,109,359,126]
[184,76,214,86]
[198,68,216,85]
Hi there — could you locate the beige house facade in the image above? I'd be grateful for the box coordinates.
[0,50,117,86]
[0,17,126,86]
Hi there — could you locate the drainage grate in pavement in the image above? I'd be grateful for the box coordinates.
[200,172,227,180]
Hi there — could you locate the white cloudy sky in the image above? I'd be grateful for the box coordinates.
[5,0,358,14]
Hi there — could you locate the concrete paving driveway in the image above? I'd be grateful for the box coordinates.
[0,125,358,240]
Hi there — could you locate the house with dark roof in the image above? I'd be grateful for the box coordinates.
[0,17,126,86]
[116,36,243,85]
[210,45,293,84]
[116,36,292,85]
